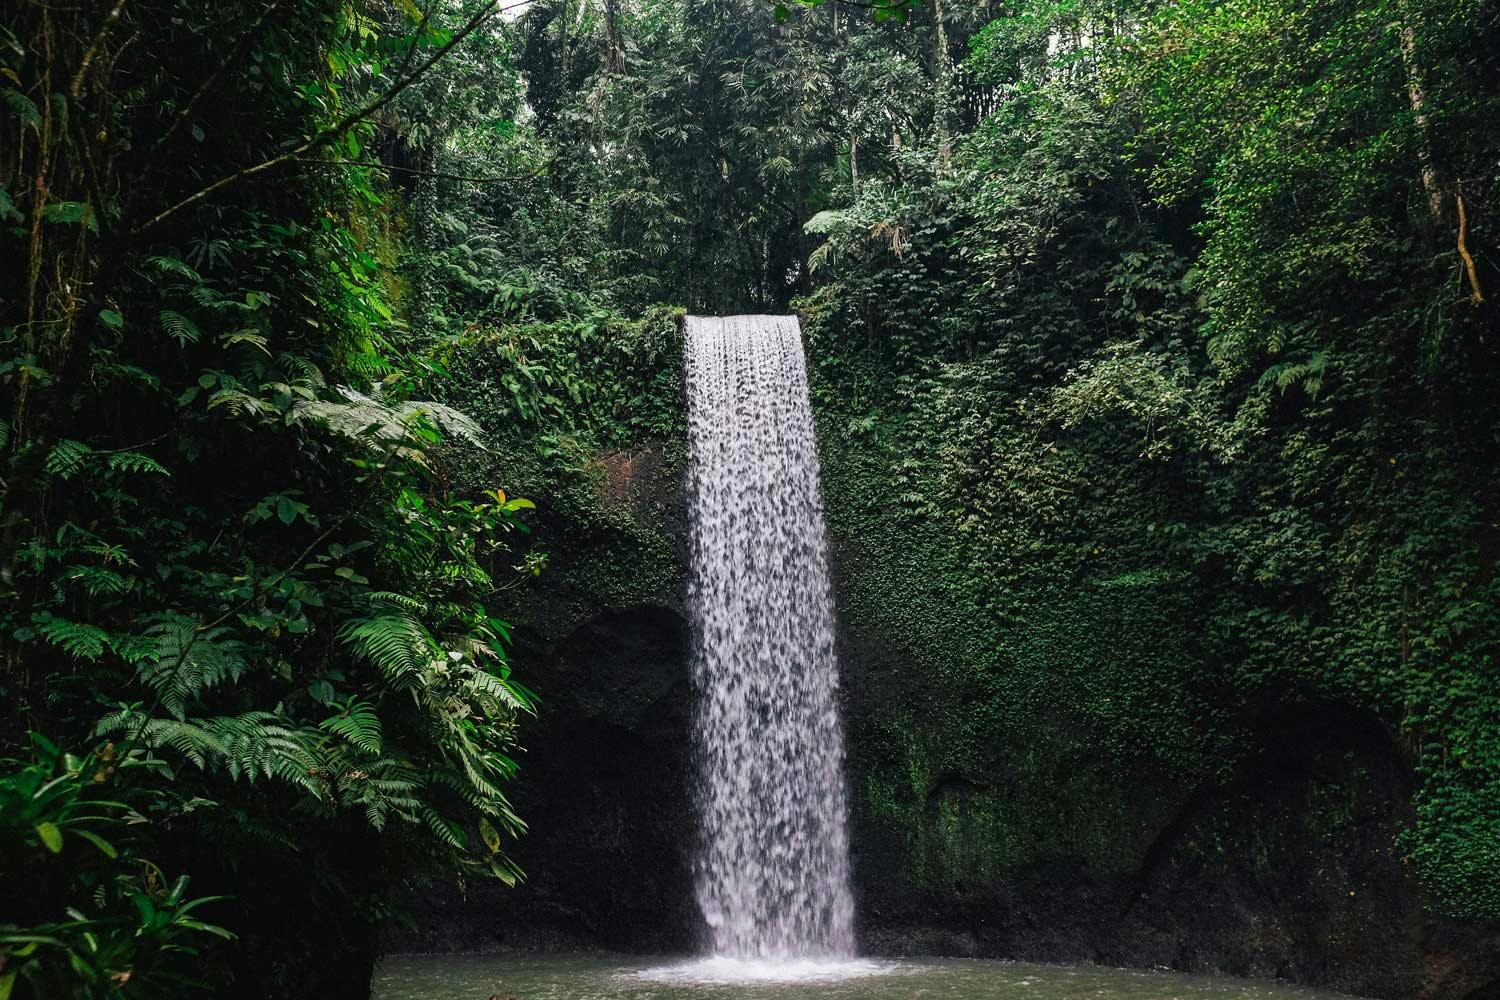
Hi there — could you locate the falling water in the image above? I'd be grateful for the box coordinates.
[683,314,856,961]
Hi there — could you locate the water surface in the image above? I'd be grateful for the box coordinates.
[373,954,1361,1000]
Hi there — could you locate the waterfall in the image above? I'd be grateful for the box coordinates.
[683,314,856,961]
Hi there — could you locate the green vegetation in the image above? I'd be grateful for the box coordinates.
[1,3,539,994]
[794,0,1500,919]
[1,0,1497,993]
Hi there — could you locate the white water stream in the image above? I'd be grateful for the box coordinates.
[682,315,857,967]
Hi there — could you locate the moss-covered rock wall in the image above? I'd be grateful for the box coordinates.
[397,307,1497,1000]
[798,303,1500,999]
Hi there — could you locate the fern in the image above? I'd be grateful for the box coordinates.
[339,613,436,688]
[289,387,488,454]
[421,807,467,850]
[277,353,328,388]
[59,564,134,597]
[206,387,273,419]
[96,713,225,770]
[100,708,331,799]
[320,701,382,755]
[189,283,224,308]
[159,310,202,346]
[138,620,248,720]
[220,329,271,355]
[143,255,202,281]
[462,666,531,715]
[106,451,170,476]
[398,400,487,448]
[364,591,429,613]
[37,616,110,660]
[45,439,92,479]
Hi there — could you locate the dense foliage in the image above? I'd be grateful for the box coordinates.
[1,2,539,995]
[477,0,1500,923]
[790,0,1500,919]
[2,0,1498,994]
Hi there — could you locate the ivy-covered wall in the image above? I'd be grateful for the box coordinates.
[403,300,1498,997]
[795,299,1500,997]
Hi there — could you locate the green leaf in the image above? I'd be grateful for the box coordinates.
[44,439,91,479]
[70,828,118,859]
[479,816,501,854]
[40,200,96,232]
[0,185,21,223]
[36,617,109,660]
[308,679,335,705]
[34,821,63,853]
[2,89,41,132]
[221,329,271,355]
[488,855,520,886]
[107,451,169,476]
[99,308,124,329]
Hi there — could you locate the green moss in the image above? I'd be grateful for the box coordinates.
[426,304,688,643]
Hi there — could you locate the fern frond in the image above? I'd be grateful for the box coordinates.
[94,715,226,770]
[398,400,488,448]
[289,387,408,443]
[288,387,488,454]
[207,387,274,420]
[45,439,92,479]
[37,616,110,660]
[59,564,134,597]
[461,667,531,715]
[420,807,466,850]
[277,354,327,389]
[363,591,429,613]
[143,255,202,281]
[320,700,382,755]
[339,613,435,688]
[106,451,170,476]
[159,310,202,346]
[138,620,248,719]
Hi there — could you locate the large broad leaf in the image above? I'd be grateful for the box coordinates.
[34,821,63,853]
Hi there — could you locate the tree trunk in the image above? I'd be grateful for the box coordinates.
[932,0,954,169]
[1398,22,1444,228]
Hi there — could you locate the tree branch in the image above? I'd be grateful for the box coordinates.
[1457,192,1485,305]
[391,0,438,85]
[70,0,128,98]
[130,0,527,236]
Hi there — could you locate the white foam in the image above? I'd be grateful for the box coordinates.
[633,956,894,985]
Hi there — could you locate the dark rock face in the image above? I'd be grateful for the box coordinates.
[833,542,1500,1000]
[393,603,700,954]
[847,709,1489,997]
